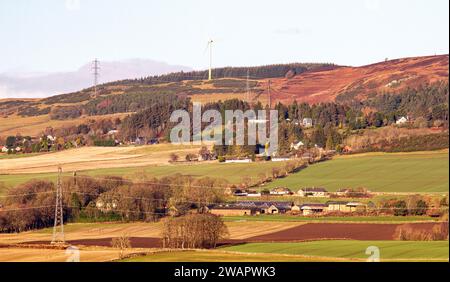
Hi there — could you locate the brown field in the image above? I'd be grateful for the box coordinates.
[0,221,304,245]
[0,144,205,174]
[0,245,155,262]
[0,112,132,137]
[249,222,439,241]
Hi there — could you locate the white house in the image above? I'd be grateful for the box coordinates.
[298,187,329,198]
[290,141,304,150]
[302,118,313,128]
[270,187,292,196]
[225,159,252,164]
[396,116,408,125]
[1,146,8,153]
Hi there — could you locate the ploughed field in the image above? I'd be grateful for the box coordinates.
[0,221,447,262]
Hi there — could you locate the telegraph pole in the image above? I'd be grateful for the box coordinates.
[92,58,100,98]
[268,80,271,109]
[51,166,65,244]
[246,69,250,103]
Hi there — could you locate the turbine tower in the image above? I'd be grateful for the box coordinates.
[207,39,213,80]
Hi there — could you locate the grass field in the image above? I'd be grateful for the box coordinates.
[223,215,440,223]
[0,157,284,193]
[264,150,449,193]
[1,150,448,195]
[221,241,449,261]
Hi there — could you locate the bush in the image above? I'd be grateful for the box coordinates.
[394,223,449,241]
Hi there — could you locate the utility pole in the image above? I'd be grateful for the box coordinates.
[268,80,271,109]
[52,166,65,244]
[92,58,100,98]
[246,69,250,103]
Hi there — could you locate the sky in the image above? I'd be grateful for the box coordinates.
[0,0,449,73]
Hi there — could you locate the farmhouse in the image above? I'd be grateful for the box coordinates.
[300,203,327,216]
[298,187,329,198]
[1,146,8,153]
[270,187,292,196]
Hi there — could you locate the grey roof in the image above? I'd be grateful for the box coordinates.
[300,187,328,192]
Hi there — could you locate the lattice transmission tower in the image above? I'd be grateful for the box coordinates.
[51,166,65,244]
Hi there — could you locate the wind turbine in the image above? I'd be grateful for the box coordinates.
[207,39,213,80]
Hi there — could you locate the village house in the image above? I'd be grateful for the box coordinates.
[298,187,329,198]
[290,141,304,151]
[396,116,409,125]
[95,199,118,212]
[1,146,8,153]
[302,118,313,128]
[270,187,293,196]
[300,203,327,216]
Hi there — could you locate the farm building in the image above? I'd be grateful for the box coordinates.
[298,187,329,198]
[209,204,256,216]
[300,203,327,216]
[270,187,293,196]
[326,201,366,213]
[209,201,293,216]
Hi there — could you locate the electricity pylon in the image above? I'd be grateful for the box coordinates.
[92,58,100,98]
[51,166,65,244]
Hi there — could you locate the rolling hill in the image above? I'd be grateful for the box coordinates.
[0,54,448,137]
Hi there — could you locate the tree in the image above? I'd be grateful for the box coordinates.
[414,200,428,216]
[111,233,131,259]
[394,200,408,216]
[169,153,179,162]
[325,133,333,150]
[5,136,16,148]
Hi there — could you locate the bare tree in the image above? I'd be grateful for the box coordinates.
[111,233,131,259]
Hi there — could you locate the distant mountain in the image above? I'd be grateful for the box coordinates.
[0,59,192,98]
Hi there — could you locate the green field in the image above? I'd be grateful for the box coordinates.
[120,250,322,262]
[0,161,283,195]
[264,150,449,192]
[222,241,449,261]
[223,215,440,223]
[1,150,448,195]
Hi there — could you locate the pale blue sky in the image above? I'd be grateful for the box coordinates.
[0,0,448,73]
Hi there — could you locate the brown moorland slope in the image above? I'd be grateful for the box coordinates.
[267,54,449,104]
